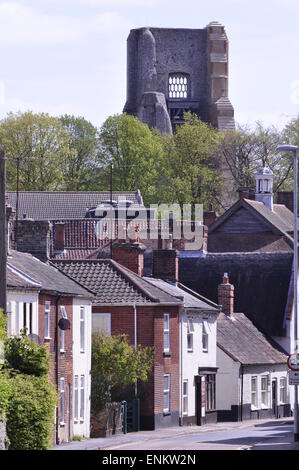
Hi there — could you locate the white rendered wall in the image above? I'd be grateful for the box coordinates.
[72,298,92,438]
[180,309,217,419]
[7,290,39,337]
[216,347,239,410]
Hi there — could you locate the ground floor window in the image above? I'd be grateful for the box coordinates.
[60,377,65,424]
[164,374,170,414]
[251,376,258,408]
[279,377,287,404]
[261,375,270,407]
[80,375,85,422]
[183,380,188,415]
[205,374,216,411]
[74,375,79,422]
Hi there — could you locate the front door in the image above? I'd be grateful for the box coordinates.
[195,377,202,426]
[272,380,277,417]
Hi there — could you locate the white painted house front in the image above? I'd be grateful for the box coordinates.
[217,313,290,421]
[72,298,92,438]
[146,279,220,426]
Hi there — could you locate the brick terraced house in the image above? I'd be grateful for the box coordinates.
[6,249,93,443]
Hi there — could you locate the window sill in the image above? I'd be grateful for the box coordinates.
[187,349,193,353]
[163,351,171,358]
[44,337,51,341]
[80,350,85,354]
[163,411,171,416]
[202,349,208,354]
[60,422,65,427]
[60,349,65,354]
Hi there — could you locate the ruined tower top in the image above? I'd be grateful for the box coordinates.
[123,22,235,134]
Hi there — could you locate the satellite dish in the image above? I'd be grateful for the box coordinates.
[28,333,41,344]
[58,318,71,331]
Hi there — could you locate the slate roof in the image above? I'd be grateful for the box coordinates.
[144,278,220,313]
[179,252,293,337]
[7,191,142,220]
[8,250,93,298]
[52,260,183,306]
[7,264,41,290]
[217,312,287,365]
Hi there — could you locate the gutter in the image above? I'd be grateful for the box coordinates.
[240,363,244,422]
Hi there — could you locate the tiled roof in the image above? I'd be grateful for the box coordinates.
[52,260,183,306]
[179,252,293,337]
[8,250,93,298]
[52,249,97,260]
[217,312,287,365]
[144,278,219,312]
[7,191,141,220]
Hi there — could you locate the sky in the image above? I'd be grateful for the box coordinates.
[0,0,299,130]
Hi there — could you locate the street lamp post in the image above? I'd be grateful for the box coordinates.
[277,144,299,442]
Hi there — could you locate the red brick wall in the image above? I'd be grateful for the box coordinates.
[39,294,73,443]
[92,304,180,427]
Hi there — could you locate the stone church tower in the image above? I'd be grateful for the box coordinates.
[123,21,235,134]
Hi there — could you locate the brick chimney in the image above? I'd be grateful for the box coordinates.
[218,273,234,316]
[277,191,294,213]
[112,241,146,276]
[17,219,51,262]
[203,204,218,227]
[153,238,178,283]
[53,222,65,253]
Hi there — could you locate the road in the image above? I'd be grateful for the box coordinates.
[104,420,296,451]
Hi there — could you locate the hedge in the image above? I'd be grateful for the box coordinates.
[6,373,57,450]
[5,333,50,377]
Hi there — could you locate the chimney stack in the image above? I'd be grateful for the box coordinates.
[153,239,179,283]
[112,240,146,276]
[218,273,234,316]
[53,222,65,253]
[17,219,51,262]
[203,204,218,227]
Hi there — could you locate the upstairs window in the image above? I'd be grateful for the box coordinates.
[169,74,188,99]
[164,314,170,353]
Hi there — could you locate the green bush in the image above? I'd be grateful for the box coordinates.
[5,332,50,377]
[0,373,10,416]
[6,373,57,450]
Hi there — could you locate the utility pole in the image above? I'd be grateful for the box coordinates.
[110,163,113,259]
[0,149,7,314]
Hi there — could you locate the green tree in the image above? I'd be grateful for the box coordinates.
[5,332,50,377]
[97,113,165,205]
[165,113,221,210]
[59,114,99,190]
[91,333,154,413]
[0,111,72,191]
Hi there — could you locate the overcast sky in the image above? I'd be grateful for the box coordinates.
[0,0,299,129]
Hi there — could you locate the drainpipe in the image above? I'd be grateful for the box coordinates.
[240,363,244,422]
[133,303,137,397]
[55,295,61,445]
[0,150,7,315]
[179,309,183,426]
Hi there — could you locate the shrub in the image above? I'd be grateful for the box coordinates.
[0,373,10,416]
[6,373,57,450]
[5,332,50,377]
[91,333,154,414]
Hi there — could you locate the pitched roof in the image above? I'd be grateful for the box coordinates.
[217,312,287,365]
[52,259,183,306]
[179,252,293,337]
[144,278,220,313]
[7,191,142,220]
[7,264,41,290]
[8,250,93,298]
[209,198,296,245]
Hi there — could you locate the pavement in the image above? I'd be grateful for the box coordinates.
[53,417,299,451]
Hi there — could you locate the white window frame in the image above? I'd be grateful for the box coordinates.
[60,306,67,353]
[80,375,85,422]
[92,313,111,336]
[183,380,188,416]
[15,302,19,336]
[279,377,287,404]
[251,376,258,409]
[163,374,170,414]
[45,301,51,339]
[202,320,209,352]
[80,307,85,353]
[164,314,170,353]
[261,375,270,408]
[74,375,79,422]
[60,377,65,425]
[187,332,193,352]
